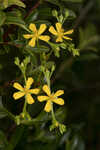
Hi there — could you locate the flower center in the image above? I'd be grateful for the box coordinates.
[57,28,64,37]
[33,31,39,39]
[24,88,29,94]
[49,94,55,101]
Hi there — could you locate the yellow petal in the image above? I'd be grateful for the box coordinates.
[56,36,63,42]
[37,96,49,102]
[64,29,74,35]
[26,77,34,90]
[39,35,50,42]
[29,23,37,32]
[13,91,25,100]
[26,93,35,104]
[38,24,47,35]
[43,85,51,96]
[52,98,64,105]
[28,37,36,47]
[53,90,64,97]
[23,34,33,39]
[63,36,72,40]
[49,26,57,35]
[56,22,62,32]
[29,88,40,94]
[13,83,24,91]
[44,100,52,112]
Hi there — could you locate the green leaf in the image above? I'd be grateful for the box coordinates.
[25,9,39,23]
[34,20,51,26]
[0,106,15,120]
[0,0,25,9]
[0,11,6,26]
[5,14,29,32]
[25,45,50,53]
[45,0,60,6]
[8,0,26,8]
[0,99,15,120]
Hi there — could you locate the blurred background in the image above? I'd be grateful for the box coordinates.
[0,0,100,150]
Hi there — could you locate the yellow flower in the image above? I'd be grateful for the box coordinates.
[23,23,50,47]
[37,85,64,112]
[49,22,74,42]
[13,77,40,104]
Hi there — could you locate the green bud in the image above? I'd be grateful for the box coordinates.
[73,49,80,56]
[51,65,55,73]
[59,14,63,23]
[49,120,59,131]
[14,57,20,66]
[60,43,67,49]
[59,124,66,134]
[21,62,24,67]
[65,9,69,19]
[15,116,20,125]
[40,66,45,72]
[3,0,8,8]
[23,57,30,66]
[56,46,60,51]
[52,9,58,17]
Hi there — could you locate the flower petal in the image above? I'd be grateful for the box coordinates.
[64,29,74,35]
[49,26,57,35]
[28,37,36,47]
[13,83,24,91]
[13,91,25,100]
[39,35,50,42]
[29,23,37,32]
[26,93,35,104]
[52,98,64,105]
[38,24,47,35]
[43,85,51,96]
[53,90,64,97]
[56,22,62,32]
[23,34,33,39]
[56,36,63,42]
[29,88,40,95]
[26,77,34,90]
[63,36,72,40]
[44,100,52,112]
[37,96,49,102]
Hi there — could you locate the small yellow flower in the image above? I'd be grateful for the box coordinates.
[49,22,74,42]
[37,85,64,112]
[13,77,40,104]
[23,23,50,47]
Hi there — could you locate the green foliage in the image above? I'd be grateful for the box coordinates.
[0,0,25,9]
[0,0,99,150]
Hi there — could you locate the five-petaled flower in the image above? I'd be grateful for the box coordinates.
[13,77,40,104]
[49,22,74,42]
[23,23,50,47]
[37,85,64,112]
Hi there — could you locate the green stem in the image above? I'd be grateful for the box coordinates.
[4,108,15,121]
[37,39,39,47]
[51,102,56,122]
[23,74,27,114]
[23,98,27,113]
[23,74,26,83]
